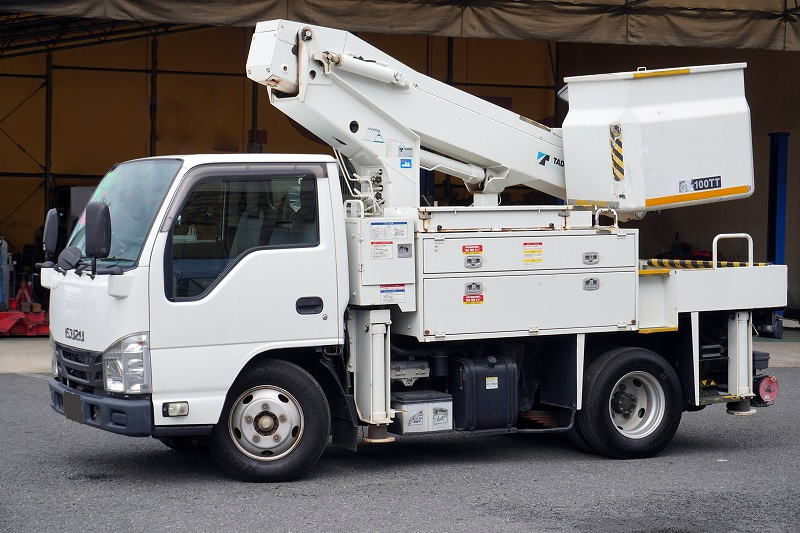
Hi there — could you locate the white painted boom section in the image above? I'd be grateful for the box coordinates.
[248,21,755,217]
[247,19,566,212]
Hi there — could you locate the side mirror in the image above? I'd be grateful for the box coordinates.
[43,208,59,258]
[85,201,111,259]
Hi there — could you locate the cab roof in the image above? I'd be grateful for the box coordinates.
[123,153,336,167]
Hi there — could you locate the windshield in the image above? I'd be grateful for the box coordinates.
[68,159,183,265]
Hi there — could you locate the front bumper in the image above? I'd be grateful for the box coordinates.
[49,379,153,437]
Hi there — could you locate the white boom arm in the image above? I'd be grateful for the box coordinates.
[246,20,565,213]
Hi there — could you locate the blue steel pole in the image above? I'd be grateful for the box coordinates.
[767,132,789,265]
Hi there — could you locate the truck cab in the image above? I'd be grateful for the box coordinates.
[45,154,352,477]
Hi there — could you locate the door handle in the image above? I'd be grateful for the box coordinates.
[296,296,324,315]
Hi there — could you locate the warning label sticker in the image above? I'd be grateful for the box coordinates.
[408,410,424,426]
[462,244,483,255]
[432,407,449,425]
[370,221,409,240]
[371,241,393,259]
[486,377,499,390]
[463,295,484,305]
[523,241,543,264]
[379,284,406,304]
[362,127,385,144]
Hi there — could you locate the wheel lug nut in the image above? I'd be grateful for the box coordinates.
[253,435,260,443]
[279,414,287,423]
[244,416,253,423]
[273,434,281,442]
[261,403,269,411]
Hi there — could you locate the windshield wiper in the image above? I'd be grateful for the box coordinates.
[81,256,136,264]
[71,256,130,277]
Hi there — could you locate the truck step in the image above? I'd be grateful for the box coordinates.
[518,410,559,428]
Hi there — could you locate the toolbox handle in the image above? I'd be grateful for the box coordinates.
[712,233,753,268]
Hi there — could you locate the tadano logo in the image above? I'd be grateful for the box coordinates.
[537,152,564,168]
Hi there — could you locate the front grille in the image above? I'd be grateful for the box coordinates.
[56,343,104,394]
[61,349,95,365]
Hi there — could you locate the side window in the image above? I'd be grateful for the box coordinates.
[168,175,319,299]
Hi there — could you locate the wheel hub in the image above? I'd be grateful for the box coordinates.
[611,390,638,416]
[228,386,304,461]
[607,371,666,439]
[254,411,278,435]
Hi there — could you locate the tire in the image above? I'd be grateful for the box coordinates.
[208,359,330,482]
[566,422,596,454]
[156,436,208,453]
[576,347,682,459]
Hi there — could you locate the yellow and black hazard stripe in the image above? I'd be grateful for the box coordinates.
[644,258,769,269]
[610,123,624,182]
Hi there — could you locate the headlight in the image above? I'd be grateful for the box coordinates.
[102,333,151,394]
[50,335,58,377]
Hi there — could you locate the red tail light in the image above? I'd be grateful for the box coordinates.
[756,375,779,404]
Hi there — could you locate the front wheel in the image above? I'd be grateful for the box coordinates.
[576,347,682,459]
[208,359,330,482]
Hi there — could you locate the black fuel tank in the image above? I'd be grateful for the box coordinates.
[448,355,518,431]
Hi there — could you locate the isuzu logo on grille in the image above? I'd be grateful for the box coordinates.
[65,328,85,342]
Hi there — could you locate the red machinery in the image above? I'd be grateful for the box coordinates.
[0,279,49,336]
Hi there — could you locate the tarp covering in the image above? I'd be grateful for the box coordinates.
[2,1,800,51]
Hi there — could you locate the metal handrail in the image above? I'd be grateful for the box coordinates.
[712,233,753,268]
[344,199,366,218]
[593,207,619,228]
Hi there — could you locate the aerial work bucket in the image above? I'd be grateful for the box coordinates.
[560,63,753,216]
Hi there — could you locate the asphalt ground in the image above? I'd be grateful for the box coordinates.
[1,369,798,532]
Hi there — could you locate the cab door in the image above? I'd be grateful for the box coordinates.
[148,162,342,425]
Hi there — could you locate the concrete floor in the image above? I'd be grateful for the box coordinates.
[2,331,798,374]
[0,337,52,373]
[750,328,800,367]
[2,369,799,531]
[1,332,797,531]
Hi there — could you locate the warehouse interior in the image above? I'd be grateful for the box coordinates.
[0,1,798,313]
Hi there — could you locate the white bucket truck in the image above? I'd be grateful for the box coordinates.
[42,20,786,481]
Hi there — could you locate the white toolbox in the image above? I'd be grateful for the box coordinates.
[422,231,637,274]
[390,391,453,434]
[393,228,639,341]
[422,270,637,336]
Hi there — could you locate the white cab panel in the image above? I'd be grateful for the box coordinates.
[48,268,150,353]
[148,165,343,426]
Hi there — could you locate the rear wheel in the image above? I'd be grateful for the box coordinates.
[208,359,330,482]
[577,347,682,459]
[566,422,595,454]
